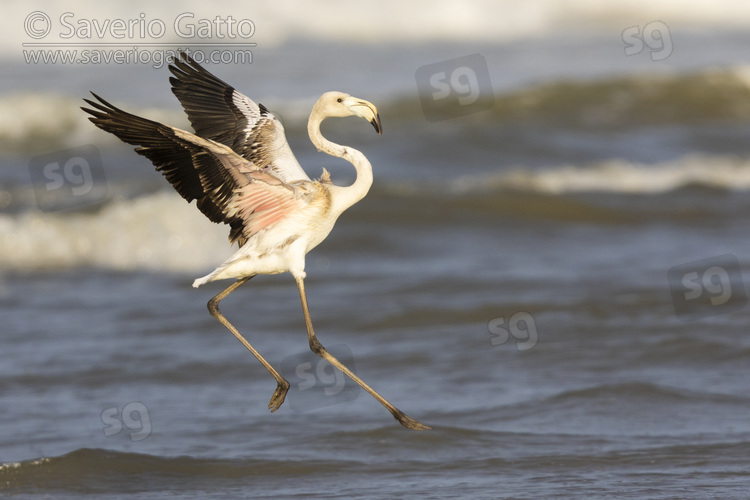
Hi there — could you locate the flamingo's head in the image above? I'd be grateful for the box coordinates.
[313,91,382,135]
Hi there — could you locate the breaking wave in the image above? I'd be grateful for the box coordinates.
[4,66,750,153]
[448,154,750,194]
[5,0,749,56]
[1,153,747,273]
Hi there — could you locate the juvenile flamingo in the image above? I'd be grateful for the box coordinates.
[82,52,430,431]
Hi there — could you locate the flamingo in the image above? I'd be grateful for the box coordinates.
[81,52,430,431]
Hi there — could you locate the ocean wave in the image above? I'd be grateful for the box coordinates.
[5,66,750,154]
[448,154,750,194]
[544,382,737,405]
[0,93,186,153]
[5,0,750,55]
[1,153,746,273]
[0,191,229,273]
[0,448,354,493]
[490,66,750,129]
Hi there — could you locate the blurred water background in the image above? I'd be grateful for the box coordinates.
[2,1,750,498]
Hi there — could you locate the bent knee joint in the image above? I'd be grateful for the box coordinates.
[309,337,325,355]
[207,298,220,317]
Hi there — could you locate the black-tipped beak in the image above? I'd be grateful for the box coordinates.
[370,113,382,135]
[351,98,382,135]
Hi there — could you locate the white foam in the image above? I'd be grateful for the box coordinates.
[5,0,750,57]
[452,154,750,195]
[0,92,186,152]
[7,64,750,155]
[2,154,748,273]
[0,191,229,273]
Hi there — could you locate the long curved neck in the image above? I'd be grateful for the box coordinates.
[308,113,373,215]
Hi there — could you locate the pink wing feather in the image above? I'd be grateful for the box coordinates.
[236,179,307,235]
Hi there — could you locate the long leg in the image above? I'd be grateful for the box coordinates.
[295,276,431,431]
[208,276,290,412]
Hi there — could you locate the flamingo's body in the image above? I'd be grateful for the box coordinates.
[82,52,429,431]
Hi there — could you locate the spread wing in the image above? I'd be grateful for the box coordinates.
[81,93,311,247]
[168,51,310,184]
